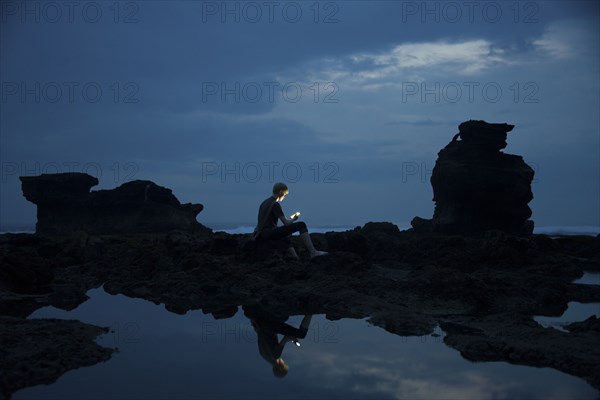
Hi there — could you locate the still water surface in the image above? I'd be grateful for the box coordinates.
[16,286,598,399]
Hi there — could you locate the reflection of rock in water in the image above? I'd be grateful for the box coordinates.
[0,317,114,399]
[19,173,210,235]
[413,120,535,235]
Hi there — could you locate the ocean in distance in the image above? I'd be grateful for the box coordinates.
[1,223,599,236]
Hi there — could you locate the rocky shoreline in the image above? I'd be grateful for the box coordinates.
[1,226,599,397]
[2,120,599,398]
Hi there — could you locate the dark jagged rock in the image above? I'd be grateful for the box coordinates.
[19,173,211,235]
[441,315,600,391]
[412,120,535,236]
[566,315,600,333]
[0,317,114,399]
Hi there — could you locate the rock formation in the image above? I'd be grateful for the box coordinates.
[412,120,535,235]
[19,173,210,235]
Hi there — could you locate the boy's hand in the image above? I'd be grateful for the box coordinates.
[290,211,301,221]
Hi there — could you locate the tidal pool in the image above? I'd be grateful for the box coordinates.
[573,271,600,286]
[534,302,600,332]
[534,271,600,332]
[18,287,598,400]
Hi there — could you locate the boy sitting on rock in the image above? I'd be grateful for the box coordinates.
[253,182,327,259]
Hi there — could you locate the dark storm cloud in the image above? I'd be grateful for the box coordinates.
[1,1,598,227]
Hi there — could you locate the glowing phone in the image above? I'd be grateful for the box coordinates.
[290,211,301,219]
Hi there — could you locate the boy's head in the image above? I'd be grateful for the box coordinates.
[272,182,289,198]
[272,358,289,378]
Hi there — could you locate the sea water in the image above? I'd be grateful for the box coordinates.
[2,224,599,236]
[196,224,600,236]
[14,287,599,399]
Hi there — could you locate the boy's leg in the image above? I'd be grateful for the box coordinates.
[260,225,305,259]
[262,222,308,240]
[260,319,309,338]
[300,232,328,258]
[262,222,327,258]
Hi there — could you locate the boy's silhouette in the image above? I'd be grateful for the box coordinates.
[243,305,312,378]
[253,182,327,259]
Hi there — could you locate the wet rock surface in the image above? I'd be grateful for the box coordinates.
[1,225,599,396]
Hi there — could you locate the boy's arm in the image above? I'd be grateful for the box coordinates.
[275,203,297,226]
[279,215,293,226]
[278,210,300,226]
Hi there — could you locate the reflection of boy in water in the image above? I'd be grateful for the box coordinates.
[244,306,312,378]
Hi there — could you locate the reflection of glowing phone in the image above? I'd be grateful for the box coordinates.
[290,212,301,219]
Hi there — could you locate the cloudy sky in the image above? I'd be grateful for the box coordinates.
[1,1,598,229]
